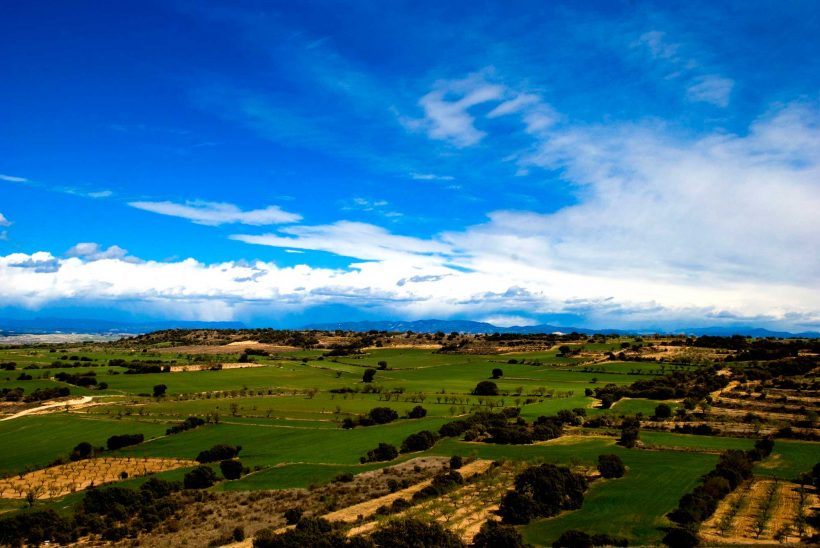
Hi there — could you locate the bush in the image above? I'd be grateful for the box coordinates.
[370,517,465,548]
[662,527,699,547]
[492,368,504,379]
[363,369,376,383]
[377,360,388,370]
[184,465,218,489]
[153,384,167,397]
[597,454,625,479]
[70,441,95,461]
[220,459,245,480]
[368,407,399,424]
[407,405,427,419]
[472,520,528,547]
[655,403,672,419]
[283,508,303,525]
[552,530,629,547]
[362,442,398,463]
[473,381,499,396]
[499,464,588,524]
[197,444,241,463]
[400,430,438,453]
[449,455,463,469]
[107,433,144,451]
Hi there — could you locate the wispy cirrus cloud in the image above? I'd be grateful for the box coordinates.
[634,30,734,107]
[128,200,301,226]
[0,213,11,227]
[0,174,28,183]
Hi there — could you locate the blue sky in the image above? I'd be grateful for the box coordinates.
[1,0,819,330]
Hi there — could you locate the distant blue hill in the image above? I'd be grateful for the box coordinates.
[304,319,819,338]
[0,318,245,335]
[0,317,816,338]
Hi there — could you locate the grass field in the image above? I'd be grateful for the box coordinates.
[1,342,816,547]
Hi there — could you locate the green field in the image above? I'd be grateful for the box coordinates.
[1,342,814,547]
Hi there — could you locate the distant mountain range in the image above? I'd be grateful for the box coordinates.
[0,318,244,335]
[304,319,820,338]
[0,317,817,338]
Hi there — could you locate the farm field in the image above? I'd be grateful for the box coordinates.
[0,330,817,547]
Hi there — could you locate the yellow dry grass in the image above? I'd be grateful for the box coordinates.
[0,457,196,499]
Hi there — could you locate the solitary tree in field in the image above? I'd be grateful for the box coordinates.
[473,381,499,396]
[362,368,376,383]
[492,368,504,379]
[153,384,167,398]
[655,403,673,419]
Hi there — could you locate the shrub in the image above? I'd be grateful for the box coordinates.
[197,444,241,463]
[662,527,699,547]
[153,384,167,397]
[184,466,217,489]
[283,508,303,525]
[220,459,245,480]
[363,369,376,383]
[655,403,673,419]
[449,455,463,469]
[370,517,465,548]
[400,430,438,453]
[368,407,399,424]
[407,405,427,419]
[597,454,625,479]
[472,520,528,548]
[107,433,144,451]
[70,441,95,461]
[473,381,499,396]
[499,464,588,524]
[492,368,504,379]
[362,442,398,463]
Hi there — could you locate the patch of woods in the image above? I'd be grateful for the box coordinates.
[0,442,251,545]
[663,439,775,547]
[342,405,427,429]
[0,477,184,545]
[593,365,730,408]
[1,385,70,402]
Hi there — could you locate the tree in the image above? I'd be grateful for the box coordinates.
[106,433,144,451]
[362,442,398,463]
[377,360,388,370]
[597,454,625,479]
[655,403,673,419]
[70,441,95,461]
[407,405,427,419]
[619,417,640,448]
[283,508,303,525]
[401,430,438,453]
[472,520,529,548]
[367,407,399,424]
[473,381,499,396]
[196,444,242,463]
[363,368,376,383]
[450,455,463,470]
[370,517,465,548]
[152,384,167,398]
[499,464,587,524]
[220,459,245,480]
[492,368,504,379]
[662,527,699,548]
[184,465,217,489]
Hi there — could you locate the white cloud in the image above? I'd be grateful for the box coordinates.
[0,174,27,183]
[0,213,11,227]
[411,173,455,181]
[480,315,539,327]
[231,221,450,263]
[87,190,114,199]
[128,200,301,226]
[687,75,734,107]
[634,30,734,107]
[411,72,507,147]
[65,242,135,262]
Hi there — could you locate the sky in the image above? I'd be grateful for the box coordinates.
[1,0,819,331]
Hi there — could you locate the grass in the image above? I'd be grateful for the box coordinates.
[755,439,820,480]
[521,447,719,546]
[0,414,170,475]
